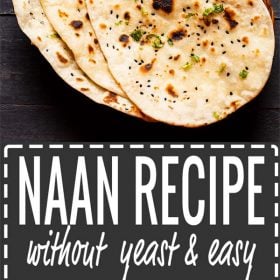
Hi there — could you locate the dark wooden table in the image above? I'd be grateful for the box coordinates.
[0,0,279,142]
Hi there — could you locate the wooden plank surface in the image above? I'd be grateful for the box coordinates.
[0,1,279,142]
[1,0,279,16]
[1,104,279,142]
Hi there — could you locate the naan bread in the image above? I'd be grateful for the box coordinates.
[12,0,146,119]
[87,0,275,126]
[40,0,126,97]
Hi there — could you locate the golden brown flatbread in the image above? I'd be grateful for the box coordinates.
[87,0,275,127]
[12,0,147,120]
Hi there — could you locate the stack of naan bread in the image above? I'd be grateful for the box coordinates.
[13,0,275,127]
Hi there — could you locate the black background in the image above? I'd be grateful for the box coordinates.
[1,146,277,279]
[0,0,279,142]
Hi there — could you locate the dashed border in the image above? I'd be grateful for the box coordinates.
[272,145,279,279]
[3,160,9,280]
[2,144,279,279]
[2,145,20,280]
[3,144,277,154]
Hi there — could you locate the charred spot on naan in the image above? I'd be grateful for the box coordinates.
[140,59,156,73]
[119,34,130,47]
[58,9,68,18]
[174,54,181,61]
[85,13,90,21]
[70,20,83,29]
[56,52,68,64]
[99,23,107,30]
[124,11,131,21]
[152,0,174,14]
[193,1,200,10]
[166,84,178,98]
[247,0,255,6]
[104,93,119,104]
[80,88,90,92]
[169,69,175,76]
[223,7,239,29]
[169,28,187,41]
[242,36,249,45]
[88,44,94,54]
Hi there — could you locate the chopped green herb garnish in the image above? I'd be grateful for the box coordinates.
[141,7,149,16]
[218,63,227,73]
[185,13,195,19]
[213,4,224,13]
[130,29,144,42]
[115,20,123,26]
[182,62,192,71]
[147,34,164,49]
[239,69,249,79]
[182,54,200,71]
[203,4,224,17]
[190,53,200,63]
[167,38,174,46]
[49,33,60,39]
[213,112,221,120]
[152,37,164,48]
